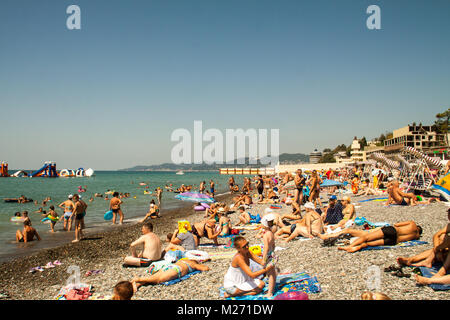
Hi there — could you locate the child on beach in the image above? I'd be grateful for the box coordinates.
[112,281,134,300]
[42,205,59,232]
[261,215,278,298]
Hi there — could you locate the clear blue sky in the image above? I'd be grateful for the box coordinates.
[1,0,449,170]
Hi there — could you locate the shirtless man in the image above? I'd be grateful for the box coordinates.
[110,192,124,225]
[276,203,323,242]
[16,219,41,243]
[123,222,163,267]
[210,179,215,197]
[58,194,74,231]
[294,169,306,206]
[72,194,87,243]
[335,221,422,253]
[199,181,206,194]
[154,188,163,208]
[386,180,417,206]
[308,170,321,206]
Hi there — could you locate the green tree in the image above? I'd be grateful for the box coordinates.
[359,137,367,149]
[319,153,336,163]
[435,108,450,146]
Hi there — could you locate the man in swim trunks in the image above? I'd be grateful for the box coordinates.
[58,194,74,231]
[229,176,235,191]
[210,179,215,197]
[124,222,163,267]
[386,180,417,206]
[110,192,124,225]
[72,194,87,243]
[294,169,306,206]
[16,219,41,243]
[131,259,209,291]
[335,220,422,253]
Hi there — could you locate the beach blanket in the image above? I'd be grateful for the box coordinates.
[360,240,428,251]
[198,244,227,249]
[358,197,388,203]
[219,272,321,300]
[417,263,450,291]
[161,270,201,286]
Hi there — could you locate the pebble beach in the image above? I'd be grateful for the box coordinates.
[0,192,449,300]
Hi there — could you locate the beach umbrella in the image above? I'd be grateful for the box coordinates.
[320,179,344,187]
[175,192,216,203]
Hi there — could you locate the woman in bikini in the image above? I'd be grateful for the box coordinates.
[192,219,221,246]
[131,259,209,291]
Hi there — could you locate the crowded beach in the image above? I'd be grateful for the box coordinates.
[1,157,450,301]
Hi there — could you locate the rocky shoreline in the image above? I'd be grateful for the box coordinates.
[0,193,449,300]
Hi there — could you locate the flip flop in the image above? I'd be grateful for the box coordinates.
[35,266,44,272]
[53,260,62,266]
[393,270,411,278]
[29,267,37,274]
[45,262,55,269]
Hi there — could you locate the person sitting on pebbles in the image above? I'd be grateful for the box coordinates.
[236,207,261,226]
[112,281,134,300]
[222,236,274,298]
[275,202,323,242]
[123,222,163,268]
[386,180,417,206]
[132,259,209,292]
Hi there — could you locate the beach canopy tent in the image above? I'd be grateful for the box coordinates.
[175,192,216,203]
[432,173,450,202]
[320,179,344,187]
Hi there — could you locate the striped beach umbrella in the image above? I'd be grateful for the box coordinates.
[403,146,444,169]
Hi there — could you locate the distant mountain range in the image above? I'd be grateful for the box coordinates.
[119,153,310,171]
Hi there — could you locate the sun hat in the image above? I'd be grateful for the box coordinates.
[304,202,315,210]
[261,213,276,227]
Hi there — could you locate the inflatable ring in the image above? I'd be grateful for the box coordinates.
[194,205,205,211]
[185,250,210,262]
[10,216,25,223]
[200,202,210,209]
[249,245,262,256]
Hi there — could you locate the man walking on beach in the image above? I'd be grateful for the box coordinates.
[72,194,87,243]
[110,192,124,225]
[123,222,163,267]
[210,179,215,197]
[294,169,306,206]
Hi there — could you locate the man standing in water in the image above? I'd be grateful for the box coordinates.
[228,176,235,191]
[110,192,124,225]
[154,187,163,209]
[72,194,87,243]
[210,179,215,197]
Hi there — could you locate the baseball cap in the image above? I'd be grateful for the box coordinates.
[329,195,337,200]
[68,194,73,199]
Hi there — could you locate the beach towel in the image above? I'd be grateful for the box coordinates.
[198,244,227,249]
[357,197,388,203]
[360,240,428,251]
[417,263,450,291]
[219,272,321,300]
[161,270,201,286]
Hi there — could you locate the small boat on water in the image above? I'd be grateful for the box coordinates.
[176,171,185,175]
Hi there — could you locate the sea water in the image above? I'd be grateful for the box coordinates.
[0,171,247,262]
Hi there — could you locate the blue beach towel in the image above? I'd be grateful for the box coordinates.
[161,270,201,286]
[219,272,321,300]
[360,240,428,251]
[417,263,450,291]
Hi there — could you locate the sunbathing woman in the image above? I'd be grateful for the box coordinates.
[218,210,232,236]
[327,196,356,232]
[223,236,274,298]
[236,207,261,225]
[192,219,221,246]
[132,259,209,291]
